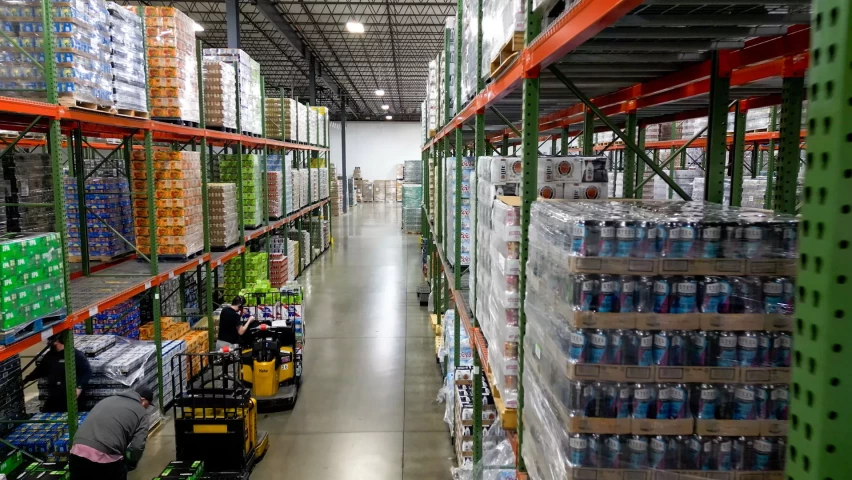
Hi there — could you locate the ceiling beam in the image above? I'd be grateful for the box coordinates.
[252,0,342,99]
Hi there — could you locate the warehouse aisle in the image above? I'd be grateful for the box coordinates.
[131,203,453,480]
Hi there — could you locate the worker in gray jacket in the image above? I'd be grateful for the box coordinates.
[68,385,153,479]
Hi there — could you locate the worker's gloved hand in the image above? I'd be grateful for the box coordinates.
[125,452,139,471]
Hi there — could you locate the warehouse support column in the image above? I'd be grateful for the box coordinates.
[452,0,463,375]
[731,100,746,206]
[341,95,348,213]
[582,110,594,156]
[560,127,569,155]
[472,0,485,469]
[764,106,777,210]
[308,53,316,106]
[774,72,805,215]
[786,2,851,478]
[225,0,240,49]
[635,126,646,198]
[623,112,637,198]
[501,135,509,156]
[703,50,731,204]
[517,0,541,469]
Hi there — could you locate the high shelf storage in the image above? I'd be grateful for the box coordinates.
[420,0,825,478]
[0,0,332,448]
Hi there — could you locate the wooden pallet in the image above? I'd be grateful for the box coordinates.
[489,31,525,78]
[116,108,150,119]
[0,314,65,346]
[58,98,117,114]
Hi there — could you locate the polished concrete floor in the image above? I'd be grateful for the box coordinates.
[131,203,453,479]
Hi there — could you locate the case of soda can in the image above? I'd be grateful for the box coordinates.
[202,59,237,130]
[521,200,796,479]
[203,48,261,135]
[131,150,203,257]
[208,183,238,249]
[478,156,610,201]
[64,172,134,260]
[136,6,200,123]
[445,157,474,267]
[218,154,263,228]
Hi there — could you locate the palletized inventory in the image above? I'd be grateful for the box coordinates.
[420,0,828,478]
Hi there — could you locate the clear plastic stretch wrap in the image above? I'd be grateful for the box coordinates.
[203,48,261,135]
[308,107,318,145]
[459,0,477,106]
[426,57,439,135]
[208,183,238,249]
[0,0,114,107]
[202,59,237,129]
[139,6,199,122]
[131,150,203,256]
[481,0,524,80]
[521,200,796,479]
[453,421,519,480]
[297,101,308,143]
[311,106,327,145]
[107,2,146,112]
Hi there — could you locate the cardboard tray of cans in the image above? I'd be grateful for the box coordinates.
[561,470,785,480]
[560,311,792,332]
[567,258,796,277]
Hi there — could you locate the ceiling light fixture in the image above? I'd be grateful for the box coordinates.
[385,115,393,120]
[375,89,385,96]
[345,21,365,33]
[192,22,204,32]
[381,104,389,110]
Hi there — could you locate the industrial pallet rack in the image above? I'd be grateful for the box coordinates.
[420,0,832,478]
[0,2,332,443]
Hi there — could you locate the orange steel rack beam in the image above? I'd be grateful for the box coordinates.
[0,198,331,362]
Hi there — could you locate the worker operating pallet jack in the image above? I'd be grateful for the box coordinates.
[238,288,303,412]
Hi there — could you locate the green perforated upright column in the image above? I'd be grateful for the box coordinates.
[517,0,541,470]
[582,110,594,156]
[774,75,805,215]
[786,2,851,479]
[704,51,731,204]
[731,102,746,206]
[623,113,637,198]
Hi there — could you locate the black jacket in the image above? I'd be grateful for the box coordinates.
[25,348,92,399]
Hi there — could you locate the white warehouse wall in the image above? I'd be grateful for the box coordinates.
[329,121,421,181]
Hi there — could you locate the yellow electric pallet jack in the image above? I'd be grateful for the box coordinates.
[169,352,270,479]
[240,321,299,412]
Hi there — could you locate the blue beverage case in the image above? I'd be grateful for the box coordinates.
[608,330,626,365]
[653,331,671,366]
[568,434,588,467]
[604,435,624,468]
[615,384,631,419]
[634,330,654,367]
[626,436,648,469]
[733,385,757,420]
[655,384,671,420]
[762,277,785,313]
[772,332,792,367]
[569,328,587,363]
[669,383,689,419]
[713,437,733,471]
[587,330,608,364]
[618,276,636,313]
[695,384,718,420]
[599,224,616,257]
[700,223,723,258]
[755,385,769,419]
[631,384,655,419]
[648,436,668,469]
[770,385,789,420]
[751,438,773,471]
[716,332,738,367]
[615,224,635,258]
[597,275,619,313]
[652,277,672,313]
[738,332,759,367]
[689,331,710,367]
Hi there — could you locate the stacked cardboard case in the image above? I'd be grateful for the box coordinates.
[297,102,309,143]
[331,180,343,216]
[223,252,267,299]
[131,150,203,257]
[64,170,134,260]
[73,298,140,338]
[311,106,327,145]
[522,201,796,479]
[267,155,285,218]
[271,98,300,140]
[445,157,474,267]
[218,154,263,228]
[140,6,200,123]
[107,2,147,114]
[308,108,318,145]
[203,49,262,135]
[0,0,114,108]
[2,155,54,233]
[202,60,237,130]
[208,183,238,249]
